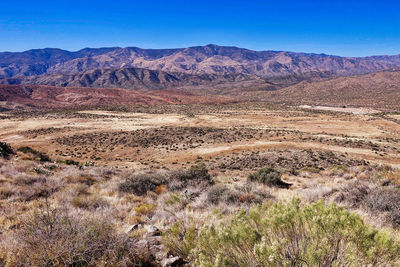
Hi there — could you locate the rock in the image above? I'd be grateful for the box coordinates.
[161,256,186,267]
[125,224,140,234]
[147,225,161,236]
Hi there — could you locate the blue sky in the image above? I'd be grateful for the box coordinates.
[1,0,400,56]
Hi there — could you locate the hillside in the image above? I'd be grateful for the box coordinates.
[260,70,400,110]
[0,67,258,90]
[0,84,233,108]
[2,45,400,80]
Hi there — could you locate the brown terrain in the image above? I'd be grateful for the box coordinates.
[1,45,400,266]
[0,84,234,108]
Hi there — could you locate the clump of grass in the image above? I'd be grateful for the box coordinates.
[134,204,156,216]
[248,167,291,188]
[17,146,51,162]
[5,205,144,266]
[70,195,109,210]
[164,200,400,266]
[155,184,168,195]
[204,183,273,206]
[301,166,321,174]
[120,163,213,196]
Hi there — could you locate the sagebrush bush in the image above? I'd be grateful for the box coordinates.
[164,200,400,266]
[169,163,214,190]
[207,184,239,205]
[119,173,167,196]
[335,182,400,226]
[248,167,291,188]
[120,164,213,196]
[6,205,143,266]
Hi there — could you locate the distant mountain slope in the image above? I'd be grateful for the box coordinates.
[2,45,400,80]
[0,67,257,90]
[260,70,400,110]
[0,47,120,78]
[0,84,233,108]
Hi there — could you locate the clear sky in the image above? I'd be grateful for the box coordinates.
[1,0,400,56]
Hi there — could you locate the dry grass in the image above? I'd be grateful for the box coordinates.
[0,104,400,265]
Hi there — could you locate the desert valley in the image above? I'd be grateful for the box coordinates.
[0,45,400,266]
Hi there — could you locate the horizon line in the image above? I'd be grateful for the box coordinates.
[0,44,399,58]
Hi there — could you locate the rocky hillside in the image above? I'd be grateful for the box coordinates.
[2,45,400,79]
[0,84,233,108]
[259,70,400,110]
[0,67,256,90]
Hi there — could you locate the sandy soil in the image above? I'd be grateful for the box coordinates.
[1,106,399,169]
[299,105,381,115]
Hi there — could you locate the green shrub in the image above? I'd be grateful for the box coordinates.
[164,200,400,266]
[0,141,14,159]
[248,167,291,188]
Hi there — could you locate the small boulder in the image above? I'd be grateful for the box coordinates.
[161,256,186,267]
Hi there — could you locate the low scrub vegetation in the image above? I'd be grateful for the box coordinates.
[119,163,213,196]
[335,182,400,227]
[0,142,14,159]
[4,204,142,266]
[119,173,167,196]
[206,183,273,205]
[17,146,51,162]
[248,167,291,188]
[164,200,400,266]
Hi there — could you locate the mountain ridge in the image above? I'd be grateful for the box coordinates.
[2,44,400,80]
[0,67,258,90]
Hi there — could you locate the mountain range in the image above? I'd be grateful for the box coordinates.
[1,44,400,110]
[2,44,400,80]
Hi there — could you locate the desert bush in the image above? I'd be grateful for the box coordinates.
[119,173,167,196]
[206,183,273,206]
[155,184,168,195]
[0,142,14,159]
[6,205,143,266]
[65,174,97,185]
[164,200,400,266]
[206,184,241,205]
[248,167,291,188]
[17,146,51,162]
[60,159,81,166]
[6,175,60,201]
[364,188,400,226]
[335,182,400,226]
[334,181,370,207]
[71,195,109,210]
[169,163,214,190]
[121,164,213,195]
[134,204,156,216]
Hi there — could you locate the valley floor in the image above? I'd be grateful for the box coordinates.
[1,103,400,266]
